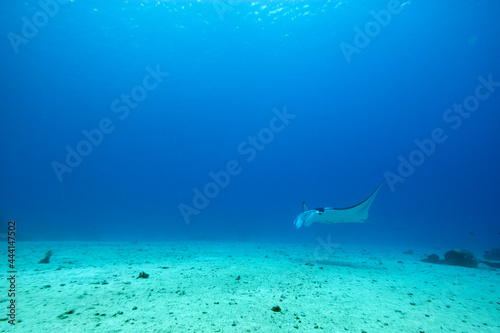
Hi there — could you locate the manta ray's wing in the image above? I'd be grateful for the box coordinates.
[322,179,385,224]
[295,180,385,228]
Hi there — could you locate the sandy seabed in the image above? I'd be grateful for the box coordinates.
[1,241,499,333]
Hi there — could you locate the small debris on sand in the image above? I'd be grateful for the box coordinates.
[137,271,149,279]
[38,250,53,264]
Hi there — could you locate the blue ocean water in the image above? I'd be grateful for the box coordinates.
[1,0,499,250]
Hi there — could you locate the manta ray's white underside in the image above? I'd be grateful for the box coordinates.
[294,181,385,229]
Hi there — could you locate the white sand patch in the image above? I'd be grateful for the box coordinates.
[1,241,499,332]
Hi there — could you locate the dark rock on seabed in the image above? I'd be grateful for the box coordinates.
[422,249,500,269]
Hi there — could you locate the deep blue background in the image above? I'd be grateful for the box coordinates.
[1,0,499,251]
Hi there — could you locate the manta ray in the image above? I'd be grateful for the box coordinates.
[294,180,385,229]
